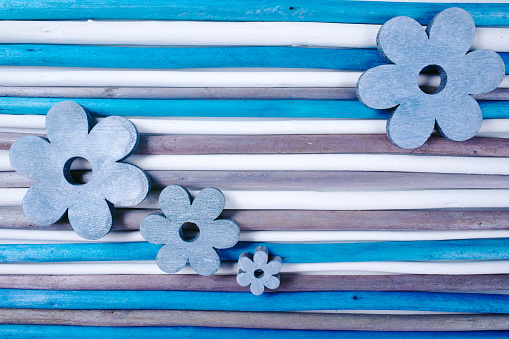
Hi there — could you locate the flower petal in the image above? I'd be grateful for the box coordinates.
[427,7,474,57]
[100,162,150,207]
[387,102,436,149]
[45,101,91,146]
[238,252,255,272]
[89,116,139,161]
[254,246,269,266]
[264,274,281,290]
[236,271,251,287]
[250,281,265,296]
[67,197,113,240]
[22,181,68,226]
[200,219,240,249]
[462,50,505,95]
[377,16,428,65]
[435,95,482,142]
[9,136,51,180]
[357,65,415,110]
[156,244,188,274]
[266,256,283,275]
[140,212,172,245]
[188,246,220,276]
[159,185,191,221]
[191,187,225,220]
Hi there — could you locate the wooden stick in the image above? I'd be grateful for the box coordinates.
[0,3,507,26]
[0,87,507,100]
[2,208,509,232]
[1,289,509,313]
[5,170,509,189]
[0,274,506,292]
[4,132,509,157]
[0,97,508,119]
[1,309,509,331]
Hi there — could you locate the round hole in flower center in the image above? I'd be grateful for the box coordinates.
[417,64,447,95]
[254,269,264,279]
[63,157,92,185]
[179,222,200,242]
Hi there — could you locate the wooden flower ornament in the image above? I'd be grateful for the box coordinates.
[357,8,505,149]
[237,246,283,295]
[9,101,150,240]
[140,185,240,276]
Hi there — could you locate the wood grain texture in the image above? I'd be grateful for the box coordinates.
[2,208,509,231]
[0,1,507,25]
[1,309,509,331]
[4,132,509,156]
[5,170,509,190]
[2,289,509,313]
[1,239,508,263]
[0,274,506,292]
[0,87,507,100]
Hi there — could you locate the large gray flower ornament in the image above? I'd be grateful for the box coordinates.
[237,246,282,295]
[9,101,150,240]
[357,7,505,149]
[140,185,240,276]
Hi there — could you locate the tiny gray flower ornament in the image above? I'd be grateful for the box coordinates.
[357,7,505,149]
[140,185,240,276]
[237,246,282,295]
[9,101,150,240]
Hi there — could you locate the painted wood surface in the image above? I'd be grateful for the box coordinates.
[1,87,508,101]
[5,132,509,156]
[6,170,509,190]
[1,98,509,118]
[2,208,509,231]
[1,326,508,339]
[1,239,508,263]
[0,1,507,25]
[0,274,506,292]
[1,309,509,331]
[2,289,509,313]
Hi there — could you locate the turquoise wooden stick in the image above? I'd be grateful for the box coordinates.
[1,1,508,26]
[0,239,508,263]
[2,289,509,313]
[0,326,508,339]
[1,98,509,119]
[1,46,507,74]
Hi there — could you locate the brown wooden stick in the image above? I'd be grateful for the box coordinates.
[0,274,507,292]
[2,208,509,231]
[0,86,505,100]
[4,170,509,189]
[3,132,509,156]
[0,309,508,331]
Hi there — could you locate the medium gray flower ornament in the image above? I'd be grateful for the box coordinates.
[357,7,505,149]
[140,185,240,276]
[9,101,150,240]
[237,246,283,295]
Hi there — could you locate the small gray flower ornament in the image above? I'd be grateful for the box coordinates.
[237,246,283,295]
[357,7,505,149]
[9,101,150,240]
[140,185,240,276]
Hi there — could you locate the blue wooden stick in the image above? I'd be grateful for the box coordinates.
[2,289,509,313]
[1,46,507,74]
[0,239,508,263]
[0,326,508,339]
[1,98,509,119]
[1,1,508,26]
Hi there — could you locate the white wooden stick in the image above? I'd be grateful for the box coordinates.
[0,21,506,51]
[1,115,509,137]
[2,229,509,244]
[0,261,507,275]
[4,187,509,210]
